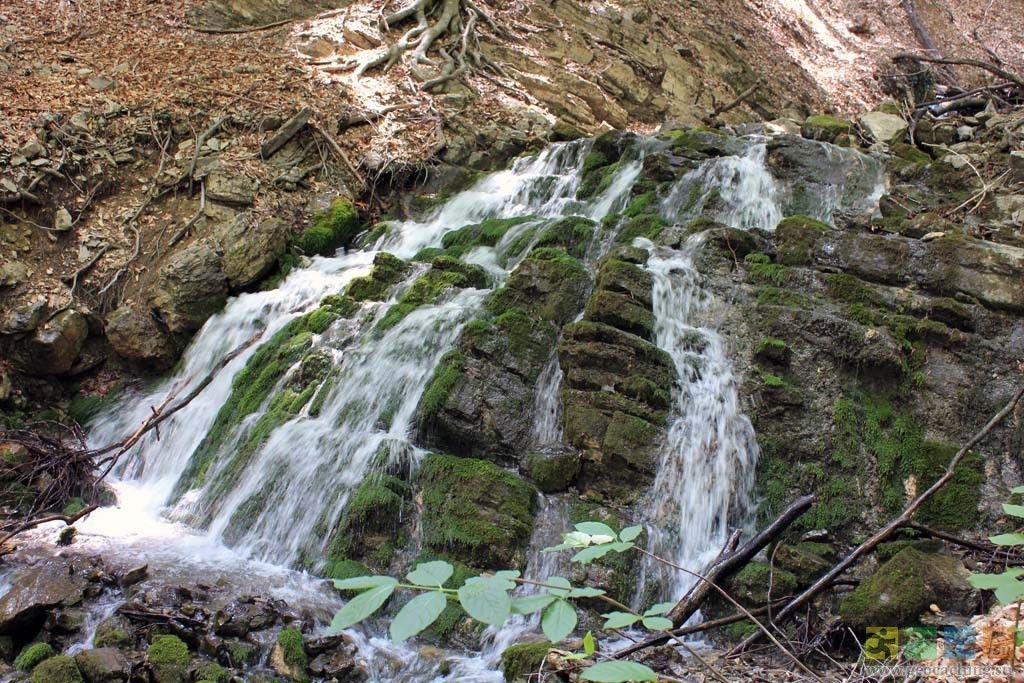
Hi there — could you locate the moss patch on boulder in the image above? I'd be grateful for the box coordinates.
[486,248,590,325]
[801,115,852,143]
[14,642,55,671]
[417,454,536,568]
[346,252,411,302]
[500,642,552,681]
[31,656,83,683]
[376,256,487,331]
[148,634,190,683]
[775,215,830,266]
[293,198,360,256]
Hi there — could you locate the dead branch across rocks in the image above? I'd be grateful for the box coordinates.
[728,383,1024,656]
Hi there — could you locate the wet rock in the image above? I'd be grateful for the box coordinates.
[205,169,257,207]
[18,309,89,375]
[104,306,178,371]
[118,564,149,589]
[305,633,367,681]
[214,215,289,289]
[840,547,977,627]
[859,111,908,145]
[1,297,47,334]
[800,115,852,143]
[0,260,29,287]
[150,241,228,334]
[0,558,88,635]
[213,597,280,638]
[270,627,308,681]
[74,648,127,682]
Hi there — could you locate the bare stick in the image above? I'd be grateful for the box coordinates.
[704,81,761,124]
[187,18,296,34]
[729,383,1024,655]
[893,52,1024,90]
[261,107,313,159]
[0,505,97,551]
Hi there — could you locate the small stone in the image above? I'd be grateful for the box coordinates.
[205,170,256,206]
[859,111,908,145]
[1,297,47,334]
[118,564,148,588]
[0,371,11,401]
[956,125,974,142]
[205,137,221,151]
[76,67,93,78]
[18,140,47,159]
[70,110,93,130]
[87,75,115,91]
[921,231,945,242]
[54,207,74,231]
[1010,151,1024,183]
[30,157,50,167]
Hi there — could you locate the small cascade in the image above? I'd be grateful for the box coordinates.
[531,356,565,447]
[638,236,759,599]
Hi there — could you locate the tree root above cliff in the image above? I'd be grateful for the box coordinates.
[355,0,496,92]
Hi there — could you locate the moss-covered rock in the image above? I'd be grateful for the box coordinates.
[31,655,83,683]
[523,448,581,493]
[148,635,190,683]
[346,252,411,302]
[753,337,790,366]
[775,215,830,266]
[486,248,590,326]
[801,115,852,143]
[376,256,487,331]
[728,561,798,606]
[293,197,360,256]
[14,642,55,671]
[500,642,552,682]
[74,648,128,683]
[417,454,537,568]
[534,217,596,259]
[439,217,536,260]
[324,474,411,571]
[271,628,308,682]
[194,661,230,683]
[772,543,830,584]
[839,548,975,627]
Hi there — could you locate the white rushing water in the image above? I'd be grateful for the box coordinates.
[62,131,887,678]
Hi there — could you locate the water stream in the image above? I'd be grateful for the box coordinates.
[30,132,887,679]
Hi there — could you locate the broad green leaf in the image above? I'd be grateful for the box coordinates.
[583,631,596,655]
[990,533,1024,546]
[332,575,398,591]
[542,599,577,642]
[389,591,447,642]
[329,581,397,632]
[602,611,641,629]
[580,661,658,682]
[968,570,1024,604]
[1004,504,1024,519]
[543,542,576,552]
[642,616,673,631]
[495,570,521,580]
[487,573,519,591]
[607,542,633,553]
[512,593,557,614]
[643,602,675,617]
[568,587,606,598]
[1012,486,1024,494]
[619,525,643,542]
[544,576,572,597]
[406,561,454,587]
[458,577,512,625]
[572,544,615,564]
[575,522,618,539]
[566,531,593,546]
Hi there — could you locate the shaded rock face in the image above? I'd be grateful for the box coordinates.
[16,309,89,375]
[104,306,179,371]
[0,557,89,636]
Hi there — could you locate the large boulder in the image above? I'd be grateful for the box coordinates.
[150,240,229,334]
[859,111,908,145]
[840,547,977,627]
[17,309,89,375]
[0,558,88,635]
[74,648,127,683]
[214,215,289,289]
[104,306,178,371]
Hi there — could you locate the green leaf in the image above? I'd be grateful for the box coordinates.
[575,522,618,539]
[643,602,675,617]
[602,611,641,629]
[544,576,572,597]
[567,587,606,598]
[990,533,1024,546]
[572,544,615,564]
[1004,504,1024,519]
[641,616,673,631]
[457,577,512,625]
[406,561,454,587]
[329,581,397,632]
[968,570,1024,604]
[1011,486,1024,494]
[332,575,398,591]
[580,661,658,682]
[583,631,596,656]
[542,599,577,642]
[619,525,643,542]
[495,570,521,581]
[512,593,557,614]
[607,542,633,553]
[389,591,447,642]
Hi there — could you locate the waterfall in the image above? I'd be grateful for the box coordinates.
[530,357,565,446]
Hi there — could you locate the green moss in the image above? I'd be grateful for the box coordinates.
[325,474,411,565]
[61,496,86,516]
[68,384,121,426]
[485,248,590,325]
[417,454,536,568]
[346,252,411,301]
[775,215,829,266]
[31,656,83,683]
[802,115,852,142]
[615,213,667,244]
[744,253,789,286]
[277,628,308,680]
[839,547,959,627]
[95,628,129,649]
[761,373,787,388]
[824,273,879,306]
[195,662,230,683]
[15,642,56,671]
[908,441,983,530]
[324,557,371,582]
[724,620,758,640]
[577,151,620,199]
[148,635,189,681]
[500,642,552,681]
[730,561,798,605]
[376,258,487,332]
[293,198,360,256]
[754,338,790,365]
[440,217,535,258]
[756,287,809,308]
[418,351,465,425]
[534,217,596,259]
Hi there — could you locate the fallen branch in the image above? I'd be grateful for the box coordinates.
[893,52,1024,91]
[0,505,97,552]
[669,494,815,627]
[309,121,365,188]
[729,383,1024,655]
[187,18,296,34]
[261,107,313,159]
[704,81,762,125]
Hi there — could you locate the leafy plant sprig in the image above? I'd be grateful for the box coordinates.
[328,521,669,682]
